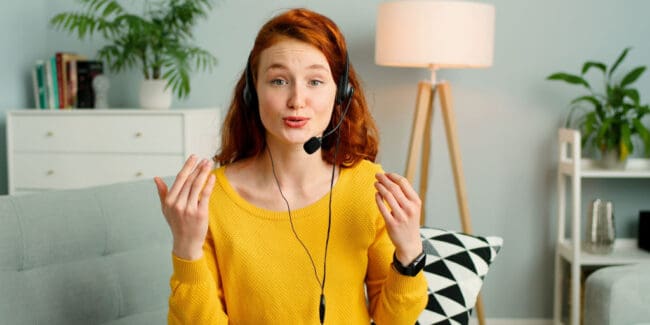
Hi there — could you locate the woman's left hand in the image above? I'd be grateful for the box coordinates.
[374,172,423,265]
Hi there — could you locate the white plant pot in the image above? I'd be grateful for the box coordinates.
[139,79,172,110]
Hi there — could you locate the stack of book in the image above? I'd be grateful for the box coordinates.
[31,52,104,109]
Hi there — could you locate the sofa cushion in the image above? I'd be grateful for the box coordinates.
[0,178,173,325]
[417,227,502,325]
[585,263,650,325]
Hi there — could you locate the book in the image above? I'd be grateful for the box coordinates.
[56,52,87,109]
[45,56,59,109]
[32,61,47,109]
[76,60,103,108]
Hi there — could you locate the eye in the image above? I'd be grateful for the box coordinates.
[308,80,324,87]
[270,79,287,86]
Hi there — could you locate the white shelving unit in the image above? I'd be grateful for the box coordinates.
[553,128,650,325]
[6,108,222,195]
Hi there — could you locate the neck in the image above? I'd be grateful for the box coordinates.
[261,144,332,190]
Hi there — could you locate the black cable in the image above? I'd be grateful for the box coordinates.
[268,95,348,324]
[268,148,323,290]
[267,130,339,325]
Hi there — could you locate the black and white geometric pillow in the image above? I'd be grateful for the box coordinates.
[416,227,503,325]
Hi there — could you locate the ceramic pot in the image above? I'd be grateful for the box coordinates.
[139,79,172,110]
[599,148,628,170]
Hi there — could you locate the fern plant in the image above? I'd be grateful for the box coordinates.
[50,0,217,99]
[547,47,650,161]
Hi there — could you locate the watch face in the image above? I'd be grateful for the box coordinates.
[412,252,426,266]
[393,251,426,276]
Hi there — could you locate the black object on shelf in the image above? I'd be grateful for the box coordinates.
[639,211,650,252]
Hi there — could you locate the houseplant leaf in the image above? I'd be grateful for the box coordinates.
[581,61,607,75]
[633,119,650,157]
[50,0,217,101]
[620,66,646,88]
[547,72,591,89]
[549,47,650,166]
[623,89,640,106]
[608,47,631,78]
[620,123,632,161]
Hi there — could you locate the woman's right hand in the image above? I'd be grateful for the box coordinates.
[154,155,216,261]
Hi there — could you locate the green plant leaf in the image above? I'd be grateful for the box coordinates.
[637,105,650,119]
[608,87,625,108]
[623,88,640,106]
[620,123,633,160]
[596,119,613,150]
[581,61,607,75]
[581,111,598,146]
[608,47,631,78]
[632,119,650,157]
[620,66,646,88]
[51,0,217,101]
[546,72,591,89]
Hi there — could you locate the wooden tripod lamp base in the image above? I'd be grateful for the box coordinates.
[404,80,486,325]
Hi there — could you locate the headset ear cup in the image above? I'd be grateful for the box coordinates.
[243,84,250,108]
[243,55,256,108]
[336,54,352,105]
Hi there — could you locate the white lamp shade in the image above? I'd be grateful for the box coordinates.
[375,0,495,69]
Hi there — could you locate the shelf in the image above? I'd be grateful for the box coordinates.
[559,158,650,178]
[555,128,650,325]
[558,239,650,266]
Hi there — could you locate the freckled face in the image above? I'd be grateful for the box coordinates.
[255,39,337,148]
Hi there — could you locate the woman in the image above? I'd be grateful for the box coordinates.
[154,8,427,324]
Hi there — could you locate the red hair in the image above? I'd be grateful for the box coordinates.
[214,8,379,166]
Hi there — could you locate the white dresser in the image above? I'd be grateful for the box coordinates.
[6,109,222,195]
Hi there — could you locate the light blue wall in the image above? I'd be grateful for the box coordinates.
[2,0,650,319]
[0,0,49,194]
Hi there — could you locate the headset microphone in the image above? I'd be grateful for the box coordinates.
[303,87,354,155]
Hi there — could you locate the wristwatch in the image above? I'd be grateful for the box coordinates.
[392,250,426,276]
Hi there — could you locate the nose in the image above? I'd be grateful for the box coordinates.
[288,83,306,109]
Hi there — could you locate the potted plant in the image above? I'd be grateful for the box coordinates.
[547,47,650,169]
[50,0,217,109]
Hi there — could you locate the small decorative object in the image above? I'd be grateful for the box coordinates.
[639,210,650,252]
[92,74,110,109]
[584,198,616,254]
[50,0,218,108]
[546,48,650,169]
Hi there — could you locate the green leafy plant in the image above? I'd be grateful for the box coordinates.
[50,0,218,99]
[547,47,650,161]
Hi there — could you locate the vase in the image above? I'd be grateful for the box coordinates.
[139,79,172,110]
[598,148,628,170]
[584,198,615,254]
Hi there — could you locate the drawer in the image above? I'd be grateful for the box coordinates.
[12,153,185,190]
[10,115,184,153]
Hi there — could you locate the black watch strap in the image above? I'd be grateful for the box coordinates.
[392,250,426,277]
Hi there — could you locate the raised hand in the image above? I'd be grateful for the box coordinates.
[154,155,216,261]
[374,172,423,265]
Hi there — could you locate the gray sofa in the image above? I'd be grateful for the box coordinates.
[0,178,173,325]
[584,262,650,325]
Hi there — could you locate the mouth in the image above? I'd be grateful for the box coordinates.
[283,116,309,128]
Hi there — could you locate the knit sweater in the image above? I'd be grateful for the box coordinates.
[168,159,427,324]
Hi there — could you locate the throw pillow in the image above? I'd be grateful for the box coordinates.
[417,227,503,325]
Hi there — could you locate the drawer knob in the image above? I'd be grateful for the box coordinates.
[46,170,55,176]
[135,171,143,177]
[46,131,54,137]
[135,132,143,138]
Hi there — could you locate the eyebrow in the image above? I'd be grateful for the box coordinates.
[265,63,330,73]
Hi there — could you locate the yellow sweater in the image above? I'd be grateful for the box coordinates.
[168,160,427,324]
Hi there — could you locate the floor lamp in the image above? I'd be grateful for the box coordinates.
[375,1,495,324]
